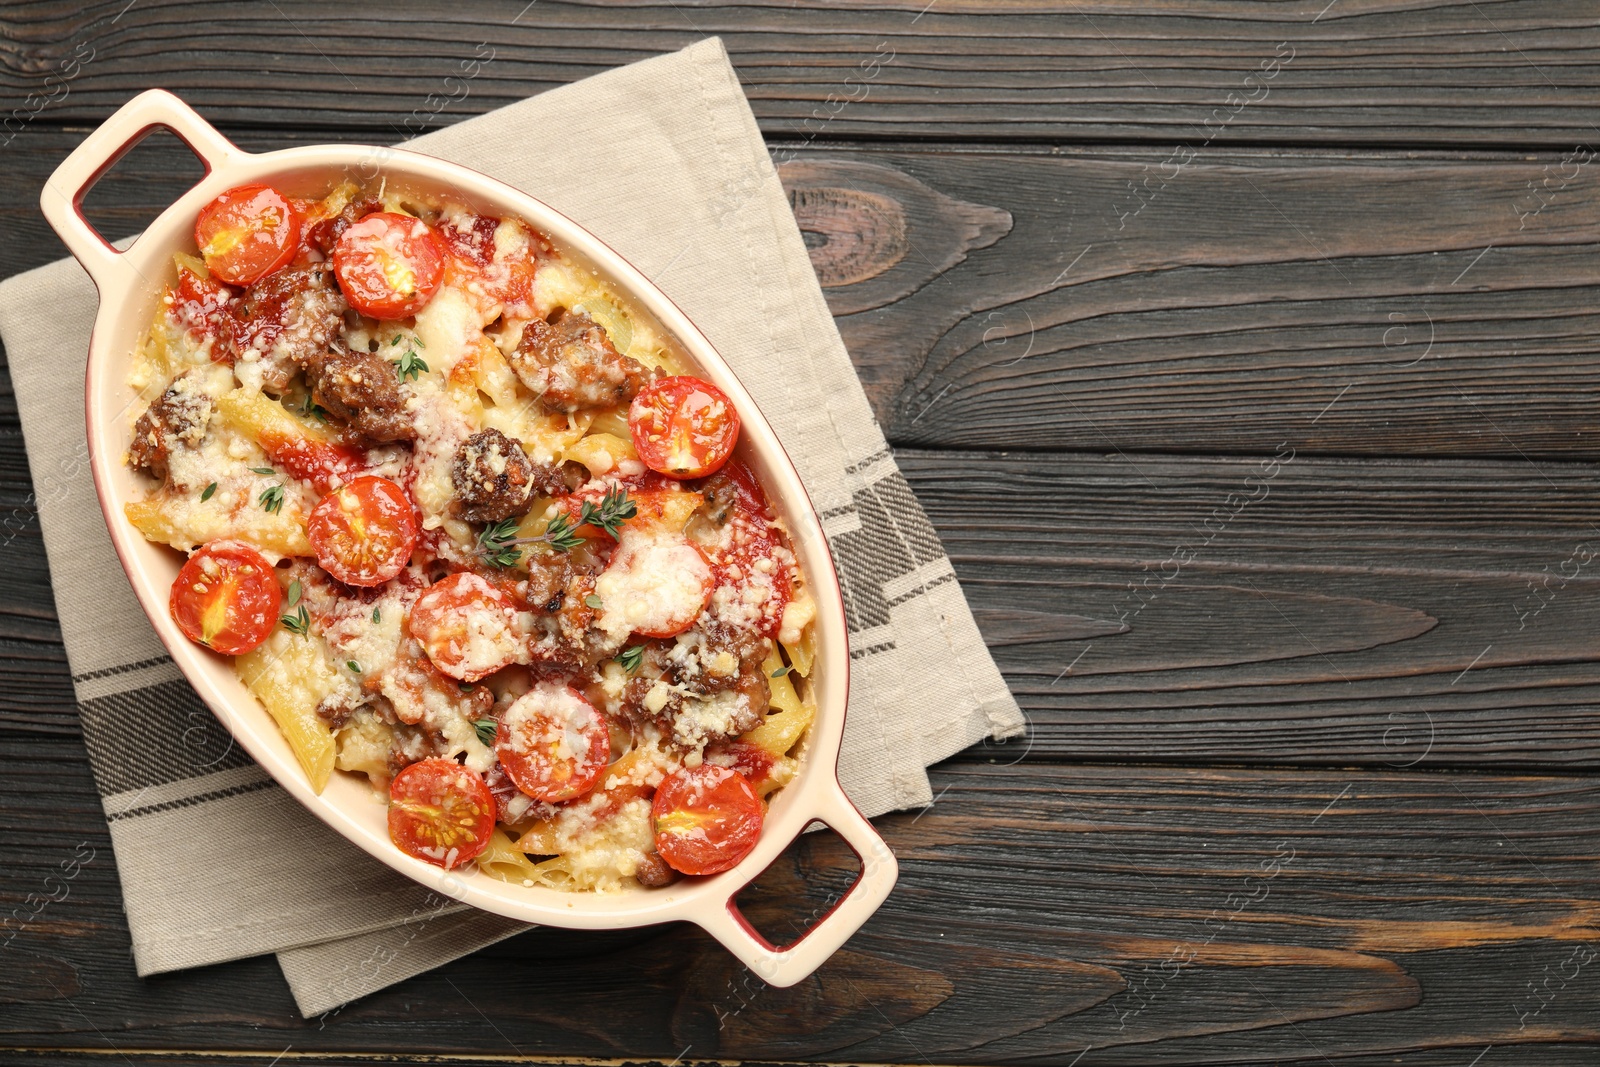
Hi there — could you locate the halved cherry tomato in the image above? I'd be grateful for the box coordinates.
[714,510,792,639]
[307,476,416,587]
[388,758,496,869]
[168,266,235,350]
[259,434,366,496]
[652,764,763,876]
[440,214,500,268]
[629,376,741,479]
[595,533,714,639]
[440,214,546,318]
[333,211,446,319]
[408,571,523,682]
[495,683,611,802]
[707,741,779,789]
[689,461,791,638]
[168,540,282,655]
[690,458,767,518]
[194,185,301,286]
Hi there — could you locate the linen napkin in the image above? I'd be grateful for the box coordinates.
[0,37,1022,1016]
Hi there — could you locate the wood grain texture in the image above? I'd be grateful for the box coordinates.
[7,130,1600,458]
[912,448,1600,767]
[811,149,1600,459]
[4,750,1599,1062]
[2,2,1599,147]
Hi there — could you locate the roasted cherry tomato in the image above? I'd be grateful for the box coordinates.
[408,571,523,682]
[440,214,501,267]
[307,476,416,587]
[440,214,545,318]
[691,458,767,518]
[387,758,496,869]
[495,683,611,802]
[168,539,282,655]
[628,376,741,479]
[260,435,367,497]
[652,764,763,876]
[169,266,235,350]
[707,741,779,790]
[595,533,714,640]
[194,184,301,286]
[690,461,791,638]
[333,211,446,319]
[713,510,792,638]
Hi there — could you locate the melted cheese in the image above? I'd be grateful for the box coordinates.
[594,532,713,642]
[412,285,481,378]
[502,682,598,765]
[414,572,524,681]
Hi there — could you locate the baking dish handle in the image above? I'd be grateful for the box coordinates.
[695,782,898,988]
[40,89,242,290]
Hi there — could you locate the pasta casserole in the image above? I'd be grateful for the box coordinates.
[125,178,817,891]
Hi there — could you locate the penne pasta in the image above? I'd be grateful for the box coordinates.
[237,630,342,793]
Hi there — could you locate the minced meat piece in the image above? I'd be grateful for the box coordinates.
[522,551,575,614]
[507,308,650,412]
[306,342,415,443]
[618,625,770,745]
[230,264,347,390]
[305,196,382,258]
[635,852,678,887]
[526,571,622,673]
[128,375,212,482]
[450,428,567,524]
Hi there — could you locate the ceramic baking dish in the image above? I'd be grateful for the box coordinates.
[40,89,896,986]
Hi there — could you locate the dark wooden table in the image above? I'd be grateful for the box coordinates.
[6,2,1600,1063]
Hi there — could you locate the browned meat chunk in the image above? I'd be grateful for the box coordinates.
[527,572,621,673]
[315,692,362,731]
[305,195,382,258]
[306,343,415,443]
[230,265,346,391]
[635,852,678,887]
[128,376,212,483]
[521,551,575,614]
[618,624,770,744]
[508,308,649,412]
[450,428,568,524]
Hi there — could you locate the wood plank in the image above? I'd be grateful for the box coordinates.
[5,744,1600,1063]
[810,149,1600,459]
[6,130,1600,458]
[908,447,1600,768]
[2,2,1598,147]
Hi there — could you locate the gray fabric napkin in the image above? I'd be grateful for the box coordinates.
[0,37,1022,1016]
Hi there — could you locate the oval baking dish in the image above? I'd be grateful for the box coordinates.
[41,89,896,986]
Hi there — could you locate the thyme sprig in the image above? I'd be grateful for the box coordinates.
[389,334,428,382]
[475,487,637,566]
[280,580,310,635]
[472,717,498,747]
[578,485,638,538]
[474,516,562,567]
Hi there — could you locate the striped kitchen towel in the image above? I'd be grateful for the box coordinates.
[0,37,1022,1016]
